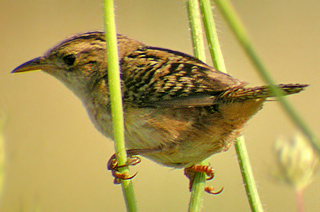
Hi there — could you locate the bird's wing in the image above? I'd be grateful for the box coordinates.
[121,46,246,107]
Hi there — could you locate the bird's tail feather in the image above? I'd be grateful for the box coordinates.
[218,84,308,101]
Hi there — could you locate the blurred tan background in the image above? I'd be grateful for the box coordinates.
[1,0,320,211]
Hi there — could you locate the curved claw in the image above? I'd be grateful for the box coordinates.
[206,171,215,181]
[107,157,118,171]
[205,186,224,195]
[111,170,138,184]
[112,170,138,180]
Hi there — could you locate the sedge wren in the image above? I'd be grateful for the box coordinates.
[12,31,307,179]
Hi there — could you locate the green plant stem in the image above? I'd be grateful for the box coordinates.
[186,1,208,211]
[198,0,226,73]
[186,0,206,61]
[103,1,138,211]
[214,0,320,154]
[234,137,264,212]
[188,160,208,212]
[199,1,264,211]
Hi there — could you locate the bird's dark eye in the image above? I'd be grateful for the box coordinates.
[62,54,76,66]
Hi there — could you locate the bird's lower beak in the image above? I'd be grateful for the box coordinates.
[12,57,48,73]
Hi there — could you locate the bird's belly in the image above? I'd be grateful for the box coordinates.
[124,107,242,168]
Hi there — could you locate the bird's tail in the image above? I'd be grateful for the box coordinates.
[218,84,308,101]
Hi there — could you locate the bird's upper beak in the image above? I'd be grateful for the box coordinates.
[12,57,49,73]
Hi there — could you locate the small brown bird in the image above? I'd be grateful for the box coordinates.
[12,31,307,184]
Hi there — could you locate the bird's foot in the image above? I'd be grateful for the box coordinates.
[107,153,141,184]
[184,164,223,195]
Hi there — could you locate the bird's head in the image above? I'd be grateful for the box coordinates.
[12,31,112,99]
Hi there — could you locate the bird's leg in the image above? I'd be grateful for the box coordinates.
[107,148,161,184]
[184,164,223,195]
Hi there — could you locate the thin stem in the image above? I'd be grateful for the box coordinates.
[296,189,304,212]
[103,1,138,211]
[198,0,226,73]
[186,0,206,61]
[188,160,208,212]
[234,137,264,212]
[200,0,264,211]
[214,0,320,155]
[186,1,208,211]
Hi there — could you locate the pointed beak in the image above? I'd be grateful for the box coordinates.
[12,57,49,73]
